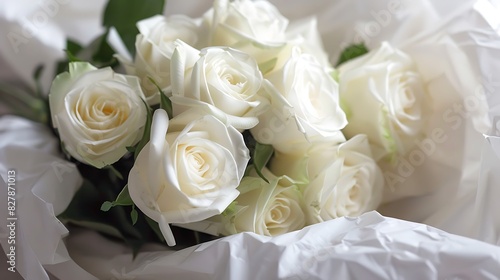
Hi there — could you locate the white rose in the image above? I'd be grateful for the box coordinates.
[270,135,384,224]
[251,48,347,153]
[128,109,250,246]
[223,168,306,236]
[49,62,147,168]
[170,40,267,130]
[338,42,428,161]
[117,15,202,105]
[205,0,288,65]
[281,17,332,70]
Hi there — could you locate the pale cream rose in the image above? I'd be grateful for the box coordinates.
[270,135,384,225]
[49,62,147,168]
[128,109,249,246]
[204,0,288,66]
[169,40,267,130]
[117,15,202,105]
[223,168,306,236]
[251,47,347,153]
[279,17,332,70]
[338,42,428,162]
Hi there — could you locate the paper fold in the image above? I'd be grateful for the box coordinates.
[1,0,500,279]
[68,211,500,280]
[0,116,88,280]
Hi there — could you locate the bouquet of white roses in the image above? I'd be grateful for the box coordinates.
[38,0,400,247]
[2,0,500,279]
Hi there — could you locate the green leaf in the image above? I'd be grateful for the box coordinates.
[134,100,153,159]
[145,216,165,242]
[258,58,277,75]
[104,165,124,181]
[161,91,173,119]
[56,61,68,76]
[91,31,117,65]
[88,30,117,68]
[126,146,136,153]
[113,185,134,206]
[335,43,369,67]
[242,130,257,162]
[67,39,83,54]
[33,65,45,98]
[59,179,143,240]
[103,0,165,56]
[0,82,48,124]
[148,76,173,119]
[253,142,274,183]
[99,184,134,213]
[75,31,117,68]
[65,49,82,62]
[116,185,133,205]
[55,40,84,75]
[222,201,239,217]
[129,239,144,259]
[131,206,139,225]
[62,219,125,240]
[57,32,117,74]
[59,171,175,251]
[100,201,114,212]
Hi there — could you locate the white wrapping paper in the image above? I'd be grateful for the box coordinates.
[1,0,500,279]
[0,116,87,279]
[65,211,500,280]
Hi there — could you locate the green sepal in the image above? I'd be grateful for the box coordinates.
[253,142,274,183]
[104,164,124,181]
[65,49,82,62]
[148,76,173,119]
[132,100,153,160]
[102,0,165,56]
[131,205,139,225]
[145,216,165,242]
[336,43,368,67]
[100,184,134,211]
[258,58,277,75]
[0,82,48,124]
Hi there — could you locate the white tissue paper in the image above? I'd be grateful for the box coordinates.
[66,211,500,280]
[0,116,85,279]
[1,0,500,279]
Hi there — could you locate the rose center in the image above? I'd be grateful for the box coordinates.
[349,185,360,201]
[186,147,209,176]
[221,70,246,88]
[267,198,291,224]
[74,92,130,130]
[101,104,115,116]
[175,139,225,195]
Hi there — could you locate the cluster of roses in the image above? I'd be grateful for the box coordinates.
[49,0,426,246]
